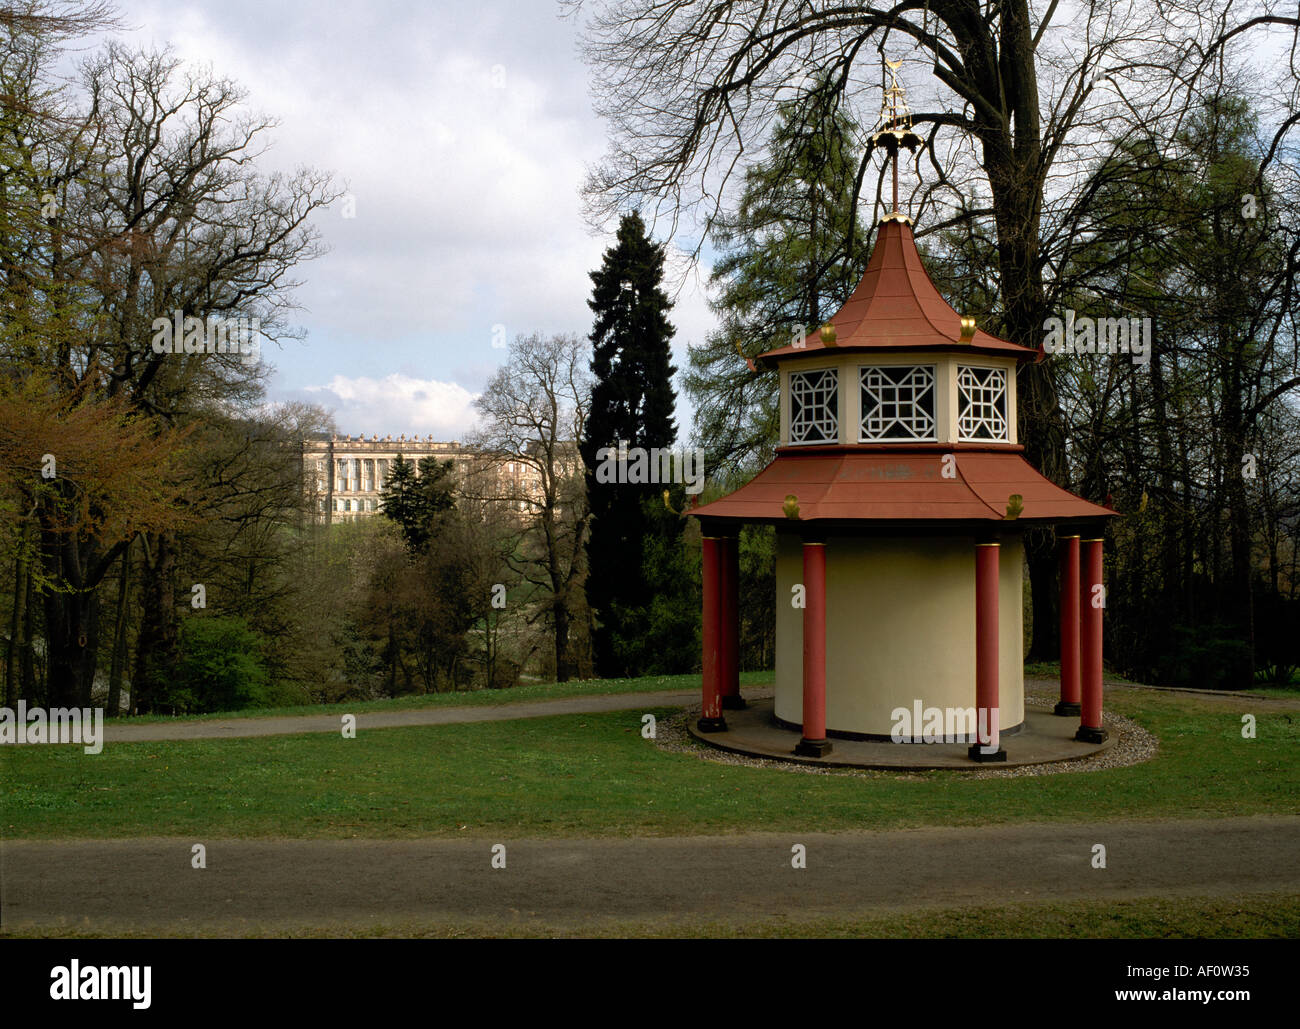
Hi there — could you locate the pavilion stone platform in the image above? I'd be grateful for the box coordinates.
[687,697,1115,770]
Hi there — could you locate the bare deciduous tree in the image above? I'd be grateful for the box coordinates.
[470,333,592,681]
[1,27,340,706]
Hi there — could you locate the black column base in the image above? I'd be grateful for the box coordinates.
[1075,725,1108,744]
[1053,701,1082,717]
[794,738,833,758]
[721,694,747,710]
[696,716,728,734]
[968,743,1007,763]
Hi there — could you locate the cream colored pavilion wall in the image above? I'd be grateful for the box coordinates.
[774,531,805,725]
[1000,535,1026,727]
[774,531,1025,737]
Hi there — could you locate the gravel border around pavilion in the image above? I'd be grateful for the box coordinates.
[652,683,1159,780]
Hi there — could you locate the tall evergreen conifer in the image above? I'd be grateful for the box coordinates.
[685,80,866,478]
[580,212,690,676]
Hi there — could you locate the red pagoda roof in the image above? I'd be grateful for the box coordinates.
[691,447,1116,527]
[757,219,1038,365]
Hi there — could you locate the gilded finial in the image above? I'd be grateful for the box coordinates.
[868,56,924,223]
[1005,494,1024,520]
[783,494,801,520]
[734,339,757,371]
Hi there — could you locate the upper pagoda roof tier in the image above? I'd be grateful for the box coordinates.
[756,218,1040,366]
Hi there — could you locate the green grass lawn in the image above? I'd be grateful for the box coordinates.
[3,688,1297,840]
[1026,660,1300,699]
[112,670,771,723]
[496,892,1300,939]
[1253,683,1300,698]
[10,892,1296,939]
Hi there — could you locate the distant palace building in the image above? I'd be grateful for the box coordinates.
[301,433,548,523]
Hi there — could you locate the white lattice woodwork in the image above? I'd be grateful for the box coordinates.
[859,365,937,441]
[789,368,840,444]
[957,365,1009,441]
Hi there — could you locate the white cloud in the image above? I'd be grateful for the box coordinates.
[302,374,479,438]
[99,1,718,439]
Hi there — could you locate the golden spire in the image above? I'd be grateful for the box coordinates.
[877,59,915,137]
[868,58,924,223]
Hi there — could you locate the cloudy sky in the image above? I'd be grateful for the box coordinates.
[99,0,718,439]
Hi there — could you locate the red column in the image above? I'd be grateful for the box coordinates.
[1056,535,1082,716]
[970,540,1006,762]
[697,535,726,732]
[719,533,744,709]
[795,539,832,757]
[1076,537,1108,743]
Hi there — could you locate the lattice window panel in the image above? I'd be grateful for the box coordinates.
[788,368,839,444]
[859,365,937,442]
[957,366,1009,441]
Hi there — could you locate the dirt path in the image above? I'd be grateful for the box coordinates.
[4,816,1297,934]
[94,679,1300,744]
[99,688,728,743]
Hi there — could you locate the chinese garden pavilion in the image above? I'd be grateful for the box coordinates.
[689,162,1117,763]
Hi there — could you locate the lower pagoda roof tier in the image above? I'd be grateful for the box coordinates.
[691,446,1117,529]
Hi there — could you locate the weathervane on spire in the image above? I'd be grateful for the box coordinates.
[867,58,924,223]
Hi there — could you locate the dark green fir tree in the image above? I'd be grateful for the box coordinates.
[378,454,456,554]
[580,211,695,677]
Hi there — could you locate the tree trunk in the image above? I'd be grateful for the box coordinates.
[554,597,572,682]
[107,544,132,717]
[42,585,100,708]
[986,154,1060,661]
[1149,347,1181,642]
[20,567,37,703]
[5,556,27,708]
[132,532,178,714]
[1223,410,1255,687]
